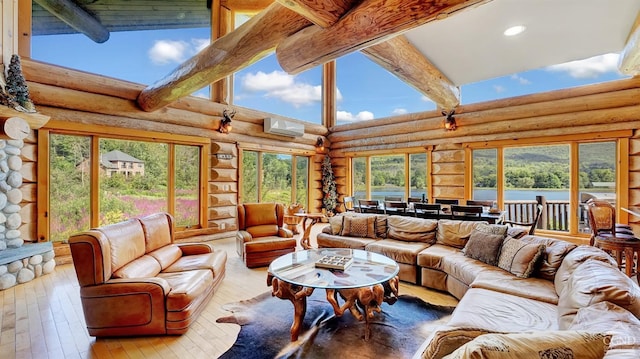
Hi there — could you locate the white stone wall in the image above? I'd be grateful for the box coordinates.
[0,139,24,250]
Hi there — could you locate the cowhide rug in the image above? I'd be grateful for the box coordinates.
[216,289,455,359]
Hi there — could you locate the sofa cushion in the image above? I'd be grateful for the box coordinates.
[442,253,498,286]
[139,212,173,252]
[244,203,278,228]
[328,215,344,235]
[163,250,227,277]
[386,216,438,243]
[436,220,485,249]
[554,245,618,296]
[497,237,545,278]
[447,288,558,332]
[422,326,499,359]
[519,235,577,281]
[341,215,376,238]
[570,301,640,354]
[418,244,461,270]
[470,270,559,305]
[149,244,182,270]
[112,254,162,279]
[99,218,146,272]
[462,230,504,266]
[316,232,378,249]
[557,258,640,329]
[365,239,430,265]
[159,269,214,312]
[443,331,610,359]
[247,224,279,238]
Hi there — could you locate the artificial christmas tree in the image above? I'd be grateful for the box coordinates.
[5,55,35,112]
[321,155,338,216]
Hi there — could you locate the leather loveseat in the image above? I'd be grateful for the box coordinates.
[318,212,640,358]
[69,212,227,337]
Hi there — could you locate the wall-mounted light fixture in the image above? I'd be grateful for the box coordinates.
[219,108,235,134]
[442,109,457,131]
[316,137,325,152]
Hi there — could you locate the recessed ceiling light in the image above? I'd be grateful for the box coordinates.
[504,25,526,37]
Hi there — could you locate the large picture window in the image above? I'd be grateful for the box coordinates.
[47,131,206,242]
[470,137,620,235]
[351,153,427,202]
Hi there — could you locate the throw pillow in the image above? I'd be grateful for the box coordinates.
[497,237,545,278]
[340,215,376,238]
[422,327,499,359]
[443,331,611,359]
[375,215,387,238]
[475,223,508,237]
[328,215,344,235]
[463,230,505,266]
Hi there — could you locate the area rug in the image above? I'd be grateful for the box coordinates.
[216,289,455,359]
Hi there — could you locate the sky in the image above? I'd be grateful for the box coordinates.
[31,26,628,125]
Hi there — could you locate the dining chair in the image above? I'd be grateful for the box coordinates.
[435,198,459,205]
[359,199,381,214]
[384,201,408,216]
[384,196,403,202]
[343,196,358,212]
[585,199,635,245]
[413,203,441,219]
[450,205,484,221]
[466,200,493,207]
[504,203,544,236]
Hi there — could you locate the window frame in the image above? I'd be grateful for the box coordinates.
[38,121,209,242]
[464,130,631,238]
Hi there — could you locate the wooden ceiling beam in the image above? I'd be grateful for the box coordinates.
[276,0,491,74]
[619,12,640,76]
[221,0,274,13]
[362,36,460,110]
[33,0,109,43]
[137,3,311,112]
[275,0,356,28]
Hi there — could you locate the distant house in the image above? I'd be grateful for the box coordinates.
[77,150,145,177]
[101,150,145,177]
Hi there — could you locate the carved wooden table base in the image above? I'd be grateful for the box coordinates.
[269,275,400,341]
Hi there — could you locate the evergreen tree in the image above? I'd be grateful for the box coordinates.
[321,155,338,215]
[5,54,35,112]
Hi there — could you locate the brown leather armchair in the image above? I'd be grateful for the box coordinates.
[237,203,297,268]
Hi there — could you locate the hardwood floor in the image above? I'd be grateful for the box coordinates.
[0,226,458,359]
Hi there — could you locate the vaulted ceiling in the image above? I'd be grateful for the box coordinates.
[31,0,640,113]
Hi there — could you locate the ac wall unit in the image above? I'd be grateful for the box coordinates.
[264,117,305,137]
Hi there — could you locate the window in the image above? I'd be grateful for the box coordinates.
[352,157,367,200]
[470,137,622,235]
[351,153,425,202]
[241,150,310,208]
[409,153,427,199]
[46,130,206,242]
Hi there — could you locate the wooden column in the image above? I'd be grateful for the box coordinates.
[210,0,233,104]
[1,0,19,67]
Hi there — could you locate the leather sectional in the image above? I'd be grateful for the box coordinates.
[317,212,640,358]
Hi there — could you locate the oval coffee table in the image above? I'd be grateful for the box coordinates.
[268,248,400,341]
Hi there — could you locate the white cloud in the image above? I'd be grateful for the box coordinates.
[493,85,506,93]
[337,110,375,123]
[242,70,323,107]
[510,74,531,85]
[546,53,620,79]
[392,108,408,115]
[149,38,210,65]
[421,95,434,103]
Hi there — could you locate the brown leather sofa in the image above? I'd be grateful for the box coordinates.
[318,213,640,358]
[69,212,227,337]
[236,203,297,268]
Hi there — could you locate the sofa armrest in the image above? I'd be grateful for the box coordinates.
[237,230,253,243]
[176,242,214,255]
[278,227,294,238]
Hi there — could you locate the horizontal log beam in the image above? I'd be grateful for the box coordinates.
[137,3,311,112]
[276,0,490,74]
[33,0,109,43]
[362,35,459,110]
[276,0,356,27]
[619,12,640,75]
[221,0,273,13]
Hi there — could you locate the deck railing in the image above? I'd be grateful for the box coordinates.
[504,196,590,232]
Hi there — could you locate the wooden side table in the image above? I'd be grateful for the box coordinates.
[593,236,640,277]
[283,215,301,234]
[293,213,325,249]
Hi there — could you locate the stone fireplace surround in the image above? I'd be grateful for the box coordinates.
[0,139,55,290]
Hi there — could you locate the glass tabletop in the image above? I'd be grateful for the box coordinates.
[269,248,399,289]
